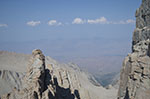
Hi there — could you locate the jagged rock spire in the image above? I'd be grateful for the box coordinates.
[1,49,83,99]
[132,0,150,47]
[24,49,46,97]
[1,49,46,99]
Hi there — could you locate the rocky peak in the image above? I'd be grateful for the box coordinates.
[25,49,45,86]
[136,0,150,29]
[0,49,90,99]
[1,49,46,99]
[133,0,150,46]
[118,0,150,99]
[24,49,46,98]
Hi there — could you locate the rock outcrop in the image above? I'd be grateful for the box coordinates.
[0,49,84,99]
[0,49,104,99]
[1,49,46,99]
[0,49,118,99]
[118,0,150,99]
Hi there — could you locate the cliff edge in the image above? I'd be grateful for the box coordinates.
[118,0,150,99]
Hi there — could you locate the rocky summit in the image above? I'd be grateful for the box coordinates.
[118,0,150,99]
[1,49,83,99]
[0,49,117,99]
[1,49,46,99]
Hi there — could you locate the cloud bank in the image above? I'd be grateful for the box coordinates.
[0,24,8,27]
[111,19,135,24]
[48,20,62,26]
[72,18,85,24]
[25,17,135,27]
[27,21,41,26]
[87,17,108,24]
[72,17,135,25]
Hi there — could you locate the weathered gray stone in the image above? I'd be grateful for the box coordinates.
[118,0,150,99]
[1,49,46,99]
[133,0,150,46]
[1,49,105,99]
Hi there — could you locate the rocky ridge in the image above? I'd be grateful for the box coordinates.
[118,0,150,99]
[1,49,84,99]
[0,49,117,99]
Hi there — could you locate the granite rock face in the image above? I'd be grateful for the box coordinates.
[0,49,84,99]
[1,49,46,99]
[133,0,150,46]
[1,49,105,99]
[0,49,118,99]
[118,0,150,99]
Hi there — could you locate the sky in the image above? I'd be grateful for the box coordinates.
[0,0,142,73]
[0,0,141,42]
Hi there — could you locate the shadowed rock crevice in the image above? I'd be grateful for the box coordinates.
[124,87,129,99]
[53,77,75,99]
[44,69,52,91]
[74,90,80,99]
[44,68,80,99]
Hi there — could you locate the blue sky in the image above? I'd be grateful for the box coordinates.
[0,0,141,42]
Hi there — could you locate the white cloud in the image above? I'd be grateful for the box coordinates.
[72,18,85,24]
[111,19,135,24]
[87,17,108,24]
[71,17,135,25]
[86,17,135,25]
[111,21,126,24]
[25,18,135,27]
[48,20,62,26]
[0,24,8,27]
[27,21,41,26]
[126,19,135,24]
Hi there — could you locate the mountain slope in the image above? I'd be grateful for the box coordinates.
[0,50,117,99]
